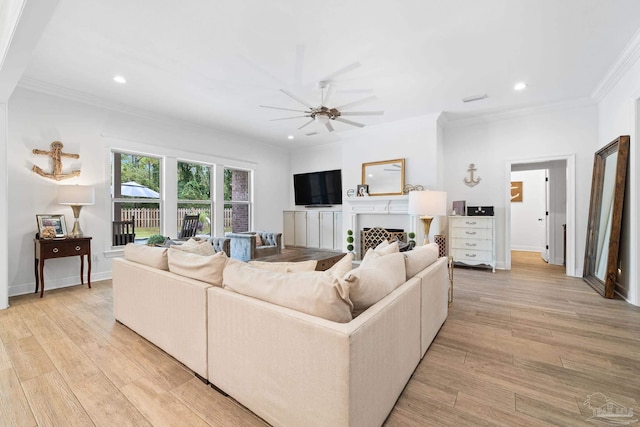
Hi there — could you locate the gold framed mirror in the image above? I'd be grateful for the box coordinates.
[583,135,629,298]
[362,159,405,196]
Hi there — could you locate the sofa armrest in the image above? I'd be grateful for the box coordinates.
[207,237,231,257]
[414,257,449,357]
[207,277,421,427]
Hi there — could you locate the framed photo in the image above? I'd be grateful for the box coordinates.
[356,184,369,197]
[36,214,67,238]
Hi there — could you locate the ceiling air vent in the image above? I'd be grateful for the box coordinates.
[462,94,488,103]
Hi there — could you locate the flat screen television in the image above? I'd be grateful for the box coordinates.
[293,169,342,206]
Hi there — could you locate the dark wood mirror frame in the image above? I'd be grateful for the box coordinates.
[583,135,629,298]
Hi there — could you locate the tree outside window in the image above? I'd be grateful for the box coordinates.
[112,152,162,245]
[178,161,212,236]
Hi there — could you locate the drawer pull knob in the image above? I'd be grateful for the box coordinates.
[465,221,477,225]
[465,243,477,247]
[465,231,477,235]
[465,253,477,257]
[52,248,59,253]
[75,246,81,251]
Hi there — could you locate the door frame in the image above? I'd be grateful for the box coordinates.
[505,154,576,276]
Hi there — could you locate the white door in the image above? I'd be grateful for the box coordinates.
[541,170,550,263]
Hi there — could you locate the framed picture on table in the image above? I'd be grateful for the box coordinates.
[36,214,67,238]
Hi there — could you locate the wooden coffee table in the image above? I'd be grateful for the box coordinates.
[255,248,346,271]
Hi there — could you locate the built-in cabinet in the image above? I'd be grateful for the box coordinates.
[449,216,496,272]
[284,210,343,251]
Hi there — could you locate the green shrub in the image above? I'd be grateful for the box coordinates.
[147,234,167,246]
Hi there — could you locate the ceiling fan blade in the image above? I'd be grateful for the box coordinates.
[269,115,310,121]
[280,88,315,109]
[260,105,308,113]
[336,95,377,111]
[298,119,314,130]
[321,61,361,82]
[325,121,335,132]
[340,111,384,116]
[323,84,336,107]
[335,117,365,128]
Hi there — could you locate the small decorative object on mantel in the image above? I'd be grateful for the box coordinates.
[32,141,81,181]
[403,184,424,194]
[356,184,369,197]
[346,188,356,198]
[463,163,481,187]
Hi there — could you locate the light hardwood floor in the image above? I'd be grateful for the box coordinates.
[2,252,639,426]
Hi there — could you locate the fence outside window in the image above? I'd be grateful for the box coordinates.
[120,207,233,230]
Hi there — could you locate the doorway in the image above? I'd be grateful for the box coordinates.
[505,155,576,277]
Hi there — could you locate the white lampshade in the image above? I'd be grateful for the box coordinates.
[407,190,447,216]
[58,185,95,206]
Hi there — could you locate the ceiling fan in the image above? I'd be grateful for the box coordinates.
[260,80,384,133]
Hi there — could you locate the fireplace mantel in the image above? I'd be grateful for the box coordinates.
[344,195,409,214]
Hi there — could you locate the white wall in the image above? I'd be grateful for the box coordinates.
[443,103,599,272]
[510,169,546,252]
[597,52,640,305]
[6,87,289,298]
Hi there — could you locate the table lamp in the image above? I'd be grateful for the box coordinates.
[58,185,95,238]
[408,190,447,244]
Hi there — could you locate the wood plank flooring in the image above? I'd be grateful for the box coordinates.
[2,251,639,426]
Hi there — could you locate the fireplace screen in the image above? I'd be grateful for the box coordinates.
[360,227,407,258]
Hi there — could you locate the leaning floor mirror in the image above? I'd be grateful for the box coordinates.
[583,135,629,298]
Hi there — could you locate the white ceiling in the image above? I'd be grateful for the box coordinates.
[19,0,640,147]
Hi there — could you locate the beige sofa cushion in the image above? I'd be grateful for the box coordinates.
[124,243,169,271]
[167,248,228,286]
[171,238,216,256]
[360,241,399,267]
[248,259,317,273]
[344,252,406,315]
[223,262,353,323]
[325,252,354,279]
[404,243,439,280]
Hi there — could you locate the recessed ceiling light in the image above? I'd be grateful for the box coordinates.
[113,75,127,84]
[287,135,294,140]
[514,82,527,91]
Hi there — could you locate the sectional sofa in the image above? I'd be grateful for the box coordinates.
[112,240,448,427]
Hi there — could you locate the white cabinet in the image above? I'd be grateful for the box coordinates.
[449,216,496,272]
[283,211,295,247]
[307,212,320,248]
[284,210,342,250]
[294,211,308,247]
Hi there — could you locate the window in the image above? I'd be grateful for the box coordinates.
[177,161,213,236]
[111,151,162,245]
[224,168,252,233]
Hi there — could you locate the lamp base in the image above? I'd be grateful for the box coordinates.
[419,216,434,245]
[69,205,84,238]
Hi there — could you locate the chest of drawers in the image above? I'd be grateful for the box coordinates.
[449,216,496,272]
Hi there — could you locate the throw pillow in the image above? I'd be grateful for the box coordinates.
[255,233,264,247]
[223,262,353,323]
[171,238,216,256]
[325,252,354,279]
[167,248,228,286]
[404,243,439,280]
[124,243,169,271]
[248,259,317,273]
[360,241,399,267]
[343,252,406,315]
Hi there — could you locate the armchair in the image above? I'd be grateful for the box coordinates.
[225,231,282,261]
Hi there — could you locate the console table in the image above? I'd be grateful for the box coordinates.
[34,237,92,298]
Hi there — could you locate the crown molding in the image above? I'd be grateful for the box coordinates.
[592,27,640,102]
[442,97,595,129]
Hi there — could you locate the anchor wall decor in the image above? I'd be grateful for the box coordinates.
[32,141,81,181]
[464,163,481,187]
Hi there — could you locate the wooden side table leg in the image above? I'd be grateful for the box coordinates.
[39,259,45,298]
[80,255,85,286]
[87,254,91,289]
[34,258,39,294]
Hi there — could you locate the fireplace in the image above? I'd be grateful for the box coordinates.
[360,227,407,258]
